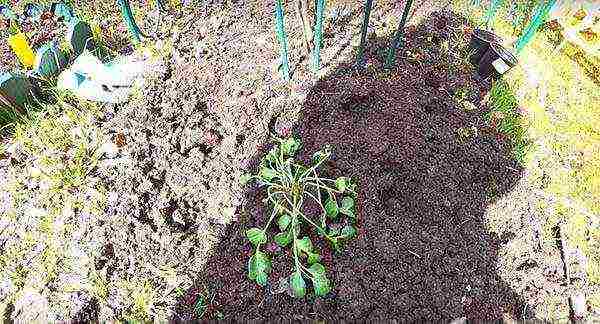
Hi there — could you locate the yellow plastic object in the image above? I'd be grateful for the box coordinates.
[7,32,35,68]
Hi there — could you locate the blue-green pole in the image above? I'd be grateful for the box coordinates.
[385,0,414,69]
[118,0,142,44]
[312,0,326,72]
[484,0,503,29]
[515,0,556,53]
[275,0,290,81]
[356,0,373,66]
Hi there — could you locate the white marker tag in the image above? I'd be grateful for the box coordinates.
[492,58,510,74]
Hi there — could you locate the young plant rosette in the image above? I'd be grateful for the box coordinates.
[241,137,358,298]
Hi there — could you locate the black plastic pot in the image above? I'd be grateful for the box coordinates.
[478,42,518,80]
[467,29,502,66]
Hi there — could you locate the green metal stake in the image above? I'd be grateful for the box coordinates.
[275,0,290,81]
[356,0,373,66]
[156,0,167,12]
[515,0,556,54]
[118,0,143,44]
[312,0,326,72]
[483,0,503,29]
[385,0,414,69]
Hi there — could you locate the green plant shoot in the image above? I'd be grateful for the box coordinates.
[242,137,359,298]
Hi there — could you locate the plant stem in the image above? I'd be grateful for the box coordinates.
[305,181,341,194]
[298,211,335,242]
[262,204,279,232]
[299,154,330,179]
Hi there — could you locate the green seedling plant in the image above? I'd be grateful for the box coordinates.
[241,137,358,298]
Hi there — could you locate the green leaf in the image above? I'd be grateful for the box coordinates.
[248,250,271,286]
[248,255,257,280]
[296,236,313,253]
[307,252,321,265]
[274,232,292,247]
[341,225,357,239]
[324,197,339,219]
[290,272,306,298]
[312,274,331,296]
[308,263,326,276]
[281,137,301,156]
[246,228,267,246]
[341,196,355,209]
[277,214,291,231]
[256,272,268,286]
[335,177,350,192]
[258,166,277,181]
[240,173,252,185]
[308,264,330,296]
[339,196,355,217]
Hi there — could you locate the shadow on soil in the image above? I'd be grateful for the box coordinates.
[173,10,530,322]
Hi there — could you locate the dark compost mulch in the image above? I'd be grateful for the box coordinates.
[173,10,527,322]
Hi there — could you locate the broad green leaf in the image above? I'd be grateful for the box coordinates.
[254,251,271,272]
[312,275,331,296]
[307,252,321,265]
[290,272,306,298]
[324,197,339,219]
[341,196,355,209]
[248,255,257,280]
[340,197,355,218]
[335,177,350,192]
[274,232,292,247]
[308,264,330,296]
[240,173,252,185]
[258,167,277,181]
[256,272,268,286]
[308,263,326,276]
[341,225,357,239]
[246,228,267,246]
[277,214,291,231]
[281,137,301,156]
[296,236,313,253]
[248,250,271,286]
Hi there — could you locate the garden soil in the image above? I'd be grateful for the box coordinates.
[152,3,571,322]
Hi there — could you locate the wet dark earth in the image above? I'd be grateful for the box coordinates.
[173,10,528,322]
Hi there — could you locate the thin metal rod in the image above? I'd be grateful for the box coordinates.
[356,0,373,66]
[385,0,414,69]
[312,0,326,72]
[275,0,290,81]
